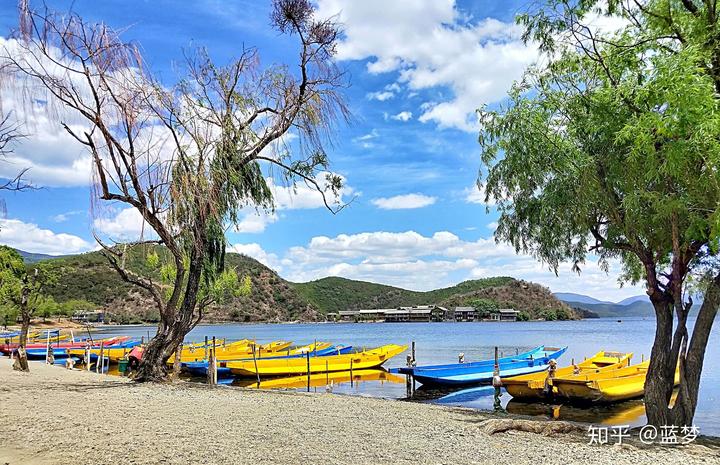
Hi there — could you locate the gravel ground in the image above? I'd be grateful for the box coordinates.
[0,358,717,465]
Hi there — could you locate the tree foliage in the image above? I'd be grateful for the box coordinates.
[479,0,720,426]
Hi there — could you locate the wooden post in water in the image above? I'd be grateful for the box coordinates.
[325,360,329,384]
[97,341,105,373]
[252,343,261,386]
[411,341,416,365]
[204,336,209,361]
[45,331,50,364]
[350,358,354,387]
[306,351,311,392]
[494,346,499,372]
[86,345,90,371]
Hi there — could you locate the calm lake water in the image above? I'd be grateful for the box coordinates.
[94,317,720,436]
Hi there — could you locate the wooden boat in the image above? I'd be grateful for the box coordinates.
[182,345,354,377]
[226,344,407,377]
[502,351,632,399]
[398,346,547,375]
[235,369,405,389]
[411,347,567,386]
[552,360,678,403]
[168,340,294,364]
[67,340,142,362]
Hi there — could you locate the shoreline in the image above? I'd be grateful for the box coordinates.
[1,359,718,464]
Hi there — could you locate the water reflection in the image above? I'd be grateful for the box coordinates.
[231,369,405,390]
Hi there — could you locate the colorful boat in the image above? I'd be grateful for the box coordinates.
[553,360,679,403]
[398,346,551,375]
[410,346,567,386]
[502,351,632,399]
[67,340,142,362]
[167,340,295,364]
[226,344,407,377]
[183,345,354,377]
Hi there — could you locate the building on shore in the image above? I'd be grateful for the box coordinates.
[451,307,476,321]
[489,308,520,322]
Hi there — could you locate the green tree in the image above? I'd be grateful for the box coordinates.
[478,1,720,427]
[468,298,499,318]
[5,0,348,381]
[0,246,46,371]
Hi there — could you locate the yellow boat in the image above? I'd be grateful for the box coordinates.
[553,360,679,403]
[226,344,407,377]
[235,369,405,389]
[168,340,294,363]
[502,351,632,399]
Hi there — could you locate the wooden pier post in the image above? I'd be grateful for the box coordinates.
[252,343,261,386]
[207,337,217,386]
[97,341,105,373]
[45,331,50,365]
[306,351,311,392]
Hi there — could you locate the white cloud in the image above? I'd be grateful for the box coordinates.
[391,111,413,122]
[52,210,84,223]
[371,193,437,210]
[366,91,394,101]
[239,229,644,301]
[228,242,282,271]
[0,218,92,255]
[317,1,539,132]
[93,208,151,241]
[464,184,495,206]
[233,210,278,234]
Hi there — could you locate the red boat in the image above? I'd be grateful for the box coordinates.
[0,336,129,355]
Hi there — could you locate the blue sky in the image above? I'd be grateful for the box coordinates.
[0,0,644,301]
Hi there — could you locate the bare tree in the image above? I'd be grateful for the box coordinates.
[3,0,349,381]
[0,113,31,194]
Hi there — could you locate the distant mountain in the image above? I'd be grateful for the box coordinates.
[617,295,648,306]
[562,299,655,318]
[16,249,60,264]
[25,248,577,323]
[553,292,612,305]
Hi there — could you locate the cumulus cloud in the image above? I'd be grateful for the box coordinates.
[464,184,495,206]
[0,218,92,255]
[371,193,436,210]
[93,208,150,241]
[391,111,412,122]
[316,0,539,132]
[235,229,644,300]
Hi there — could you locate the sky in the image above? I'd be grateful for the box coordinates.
[0,0,645,301]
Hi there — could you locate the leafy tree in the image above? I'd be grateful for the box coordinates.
[479,0,720,426]
[468,298,499,318]
[4,0,348,381]
[516,311,530,322]
[0,246,46,371]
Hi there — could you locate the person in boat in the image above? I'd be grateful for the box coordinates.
[543,359,558,395]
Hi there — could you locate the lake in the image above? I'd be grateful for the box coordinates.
[94,317,720,436]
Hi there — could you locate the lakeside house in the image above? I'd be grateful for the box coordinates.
[71,310,106,323]
[331,305,520,322]
[490,309,521,322]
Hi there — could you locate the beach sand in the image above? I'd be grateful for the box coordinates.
[0,358,717,465]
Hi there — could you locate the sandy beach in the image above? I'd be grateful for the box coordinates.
[0,359,717,465]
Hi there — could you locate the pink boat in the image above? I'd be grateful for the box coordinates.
[0,336,129,354]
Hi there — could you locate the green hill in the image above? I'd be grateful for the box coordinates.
[20,248,576,323]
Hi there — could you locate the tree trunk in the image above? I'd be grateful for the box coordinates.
[669,274,720,426]
[13,311,30,372]
[644,296,675,426]
[132,242,206,382]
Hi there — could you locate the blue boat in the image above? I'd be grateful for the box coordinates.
[397,346,548,375]
[182,345,355,377]
[410,346,567,386]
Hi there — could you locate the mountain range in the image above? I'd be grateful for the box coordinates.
[13,248,577,323]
